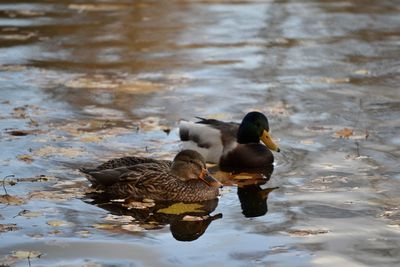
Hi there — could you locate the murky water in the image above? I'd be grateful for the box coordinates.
[1,0,399,266]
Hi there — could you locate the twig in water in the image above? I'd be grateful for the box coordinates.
[2,175,15,195]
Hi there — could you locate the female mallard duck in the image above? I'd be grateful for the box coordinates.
[80,150,221,202]
[179,111,280,170]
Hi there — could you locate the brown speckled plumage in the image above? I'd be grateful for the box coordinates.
[81,150,220,202]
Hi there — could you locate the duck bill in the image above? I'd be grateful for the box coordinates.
[260,130,280,152]
[199,168,223,188]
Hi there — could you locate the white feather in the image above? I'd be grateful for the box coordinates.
[179,121,223,163]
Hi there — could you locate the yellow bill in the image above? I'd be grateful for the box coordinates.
[260,130,280,152]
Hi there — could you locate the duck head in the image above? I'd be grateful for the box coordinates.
[171,150,222,187]
[237,111,280,152]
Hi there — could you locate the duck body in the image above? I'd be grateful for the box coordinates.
[81,150,220,202]
[179,112,280,170]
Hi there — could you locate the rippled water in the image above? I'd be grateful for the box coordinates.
[1,0,399,266]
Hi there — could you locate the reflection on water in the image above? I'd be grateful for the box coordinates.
[86,195,221,242]
[1,0,400,266]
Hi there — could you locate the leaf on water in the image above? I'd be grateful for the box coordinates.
[335,128,353,138]
[17,154,34,163]
[47,220,70,227]
[35,146,86,158]
[0,223,20,233]
[28,191,78,201]
[300,139,315,145]
[121,224,144,232]
[92,223,115,230]
[0,194,25,205]
[68,3,128,12]
[18,210,42,218]
[76,230,91,237]
[122,200,155,210]
[11,250,42,259]
[157,203,205,215]
[80,135,103,142]
[288,229,329,237]
[354,69,370,75]
[104,214,134,223]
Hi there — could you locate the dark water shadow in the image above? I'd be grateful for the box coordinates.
[84,193,221,242]
[211,164,278,218]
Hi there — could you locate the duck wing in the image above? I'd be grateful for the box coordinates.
[179,118,239,163]
[82,161,171,187]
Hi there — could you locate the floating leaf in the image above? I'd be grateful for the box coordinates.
[0,223,20,233]
[157,203,205,215]
[92,223,114,230]
[18,210,42,218]
[289,229,329,236]
[35,146,86,158]
[17,154,34,163]
[335,128,353,138]
[12,250,42,259]
[121,224,144,232]
[76,230,91,237]
[47,220,69,227]
[104,214,134,223]
[0,194,24,205]
[122,200,155,209]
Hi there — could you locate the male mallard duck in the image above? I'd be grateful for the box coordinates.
[179,111,280,170]
[80,150,221,202]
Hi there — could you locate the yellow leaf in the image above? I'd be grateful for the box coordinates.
[47,220,69,227]
[12,250,41,259]
[17,154,34,163]
[19,210,42,218]
[157,203,204,215]
[92,223,114,230]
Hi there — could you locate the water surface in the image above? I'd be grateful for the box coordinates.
[1,0,399,266]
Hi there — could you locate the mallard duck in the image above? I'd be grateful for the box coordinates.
[179,111,280,170]
[80,150,221,202]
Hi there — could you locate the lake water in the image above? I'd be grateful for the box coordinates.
[0,0,399,266]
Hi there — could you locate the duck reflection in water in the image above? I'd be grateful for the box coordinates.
[85,194,221,242]
[213,164,277,218]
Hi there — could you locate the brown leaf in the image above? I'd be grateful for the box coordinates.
[335,128,353,138]
[0,194,25,205]
[0,223,20,233]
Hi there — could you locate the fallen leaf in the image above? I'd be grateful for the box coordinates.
[76,230,91,237]
[0,194,25,205]
[18,210,42,218]
[288,229,329,236]
[157,203,205,215]
[47,220,70,227]
[92,223,114,230]
[122,200,155,209]
[17,154,34,163]
[121,224,144,232]
[335,128,353,138]
[0,223,20,233]
[11,250,42,259]
[104,214,134,223]
[35,146,86,158]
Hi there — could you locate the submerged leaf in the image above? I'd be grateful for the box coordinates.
[18,210,42,218]
[157,203,205,215]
